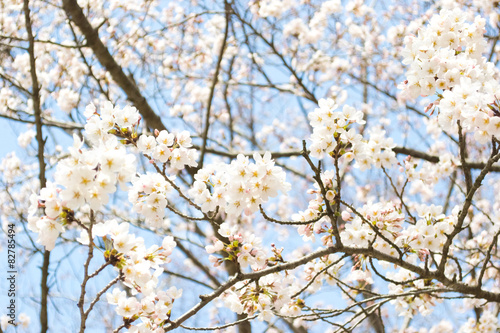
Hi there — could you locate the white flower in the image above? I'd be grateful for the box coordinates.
[176,131,192,148]
[17,129,36,148]
[115,105,140,128]
[116,297,140,318]
[36,217,64,250]
[84,103,97,118]
[137,135,157,154]
[107,288,127,305]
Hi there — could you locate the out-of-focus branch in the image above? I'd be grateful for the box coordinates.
[180,315,257,331]
[232,7,318,104]
[23,2,50,333]
[65,20,110,100]
[62,0,167,132]
[175,241,222,288]
[199,0,230,169]
[0,111,84,130]
[163,270,215,290]
[393,146,500,172]
[0,72,31,95]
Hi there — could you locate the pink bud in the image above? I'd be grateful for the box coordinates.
[341,211,351,221]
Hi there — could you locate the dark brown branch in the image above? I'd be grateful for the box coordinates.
[0,111,84,130]
[392,146,500,172]
[62,0,167,132]
[259,204,327,225]
[439,149,500,272]
[164,243,500,332]
[302,141,342,245]
[199,146,500,172]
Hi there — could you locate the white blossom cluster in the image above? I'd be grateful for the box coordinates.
[17,128,36,148]
[251,0,296,18]
[27,101,201,249]
[340,202,455,257]
[86,101,198,170]
[403,154,455,185]
[400,8,500,143]
[0,152,33,183]
[458,310,500,333]
[282,0,342,46]
[221,273,297,321]
[301,254,345,292]
[340,202,404,256]
[84,102,141,145]
[27,132,136,250]
[128,173,173,228]
[308,98,397,170]
[398,205,455,253]
[136,130,198,170]
[189,152,290,216]
[387,266,443,318]
[207,222,268,270]
[97,221,181,332]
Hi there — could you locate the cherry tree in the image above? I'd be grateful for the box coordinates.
[1,0,500,332]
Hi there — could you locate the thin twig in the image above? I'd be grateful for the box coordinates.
[199,0,230,169]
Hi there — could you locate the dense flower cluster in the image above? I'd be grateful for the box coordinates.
[0,152,32,183]
[251,0,296,18]
[398,205,455,253]
[4,0,500,332]
[281,0,342,46]
[340,202,456,258]
[403,154,455,185]
[27,131,136,249]
[308,98,397,170]
[136,130,198,170]
[400,8,500,143]
[340,201,404,256]
[221,273,297,321]
[25,103,141,249]
[86,102,198,170]
[93,220,181,332]
[84,102,140,145]
[128,173,173,228]
[458,310,500,333]
[207,222,269,270]
[189,152,290,216]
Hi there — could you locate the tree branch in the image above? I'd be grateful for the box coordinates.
[198,0,230,169]
[23,2,50,332]
[62,0,167,132]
